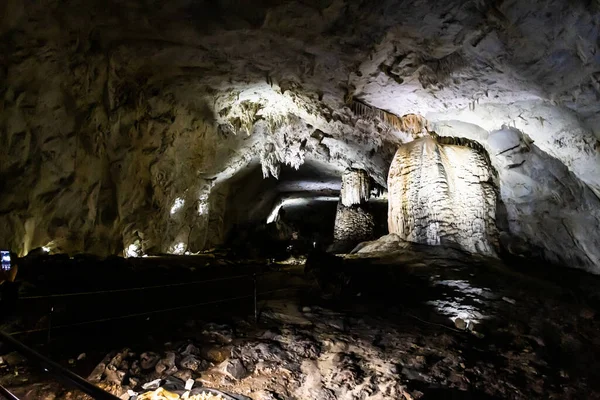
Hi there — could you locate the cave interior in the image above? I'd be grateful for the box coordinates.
[1,0,600,399]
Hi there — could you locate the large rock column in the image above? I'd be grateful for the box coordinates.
[388,136,498,256]
[331,169,374,252]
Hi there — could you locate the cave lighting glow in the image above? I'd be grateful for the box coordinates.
[170,197,185,215]
[41,241,56,253]
[198,203,208,215]
[266,196,339,224]
[125,243,140,258]
[170,242,186,255]
[198,196,209,215]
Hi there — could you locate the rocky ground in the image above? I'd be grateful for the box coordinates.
[2,247,600,399]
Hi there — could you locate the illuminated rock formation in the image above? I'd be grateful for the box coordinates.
[388,136,498,256]
[339,169,371,207]
[332,169,374,252]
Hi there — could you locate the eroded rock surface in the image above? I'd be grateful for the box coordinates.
[388,136,498,256]
[332,169,374,252]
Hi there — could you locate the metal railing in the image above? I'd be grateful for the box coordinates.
[0,384,19,400]
[0,330,119,399]
[0,269,298,399]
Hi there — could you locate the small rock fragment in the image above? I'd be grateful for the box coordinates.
[104,365,126,385]
[454,318,467,330]
[223,358,249,380]
[129,377,139,388]
[4,352,26,366]
[88,362,108,383]
[173,369,193,382]
[202,346,231,363]
[181,344,200,356]
[140,352,160,370]
[142,378,162,390]
[180,355,203,371]
[130,360,142,376]
[156,352,178,375]
[110,349,130,368]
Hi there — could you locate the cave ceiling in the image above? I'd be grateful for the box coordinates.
[4,0,599,185]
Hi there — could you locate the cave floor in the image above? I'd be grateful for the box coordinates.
[2,250,600,399]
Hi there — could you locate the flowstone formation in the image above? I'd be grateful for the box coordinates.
[388,136,498,256]
[331,169,374,253]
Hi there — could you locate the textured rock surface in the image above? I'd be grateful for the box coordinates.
[350,233,410,255]
[339,169,370,207]
[332,169,374,252]
[332,204,374,253]
[388,136,498,256]
[431,123,600,272]
[0,0,599,271]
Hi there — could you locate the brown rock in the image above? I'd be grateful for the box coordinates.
[140,352,160,370]
[201,346,232,363]
[173,369,193,381]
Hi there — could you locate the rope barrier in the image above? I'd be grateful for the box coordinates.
[9,287,296,336]
[20,274,255,300]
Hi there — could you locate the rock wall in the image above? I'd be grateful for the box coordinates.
[430,119,600,273]
[388,136,498,256]
[486,126,600,270]
[0,23,250,256]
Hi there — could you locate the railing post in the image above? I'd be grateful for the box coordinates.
[47,304,53,345]
[253,274,258,324]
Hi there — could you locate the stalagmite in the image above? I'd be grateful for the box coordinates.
[331,169,374,252]
[388,136,498,256]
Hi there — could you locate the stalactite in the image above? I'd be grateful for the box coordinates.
[350,101,430,136]
[340,169,370,207]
